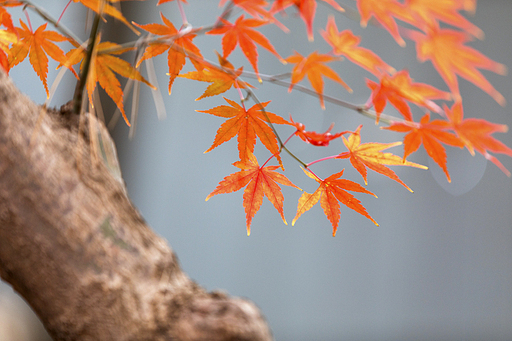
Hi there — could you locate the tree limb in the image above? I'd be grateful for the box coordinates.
[0,71,272,341]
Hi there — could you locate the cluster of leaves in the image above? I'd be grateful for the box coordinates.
[0,0,510,236]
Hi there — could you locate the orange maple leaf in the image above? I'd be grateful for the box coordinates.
[356,0,408,47]
[366,69,452,122]
[157,0,187,4]
[218,0,288,32]
[336,125,427,191]
[321,16,394,77]
[292,168,378,237]
[271,0,344,41]
[207,15,285,82]
[63,39,155,126]
[400,0,483,38]
[179,51,253,100]
[0,5,16,33]
[289,115,351,146]
[134,12,203,94]
[197,97,291,165]
[444,102,512,176]
[382,113,464,182]
[286,51,351,110]
[8,21,73,98]
[408,25,507,105]
[72,0,139,34]
[206,152,300,235]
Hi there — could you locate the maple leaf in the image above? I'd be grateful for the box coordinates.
[462,0,477,13]
[336,125,427,191]
[157,0,187,4]
[356,0,408,47]
[321,16,394,77]
[366,69,452,122]
[63,39,155,126]
[271,0,344,41]
[73,0,140,34]
[292,168,378,237]
[218,0,288,32]
[207,15,285,82]
[134,12,203,95]
[197,97,291,165]
[400,0,483,38]
[286,51,351,110]
[206,152,300,235]
[0,6,16,33]
[408,25,507,105]
[382,113,464,182]
[8,21,73,98]
[289,115,351,146]
[179,51,253,100]
[444,102,512,176]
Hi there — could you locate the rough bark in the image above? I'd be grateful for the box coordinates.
[0,71,272,341]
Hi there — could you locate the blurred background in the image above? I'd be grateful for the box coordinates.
[1,1,511,340]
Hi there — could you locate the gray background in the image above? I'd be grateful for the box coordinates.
[2,1,512,340]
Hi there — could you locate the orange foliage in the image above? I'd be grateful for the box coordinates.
[206,152,300,235]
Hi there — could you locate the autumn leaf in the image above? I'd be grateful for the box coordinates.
[218,0,288,32]
[408,25,507,105]
[0,5,16,33]
[321,16,394,77]
[63,39,155,126]
[157,0,187,4]
[206,152,300,235]
[197,97,291,165]
[179,51,253,100]
[356,0,408,47]
[366,69,452,122]
[336,125,427,191]
[289,115,351,146]
[400,0,483,38]
[286,51,351,109]
[292,168,378,237]
[207,15,285,82]
[73,0,140,34]
[444,102,512,176]
[134,12,203,94]
[382,113,464,182]
[8,21,73,98]
[271,0,344,41]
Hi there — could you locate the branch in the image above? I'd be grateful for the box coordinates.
[0,71,272,341]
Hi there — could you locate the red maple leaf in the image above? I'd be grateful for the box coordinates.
[207,15,285,82]
[366,69,451,122]
[292,168,378,237]
[289,115,351,146]
[197,97,292,165]
[382,113,464,182]
[286,51,351,109]
[408,25,507,105]
[206,152,300,235]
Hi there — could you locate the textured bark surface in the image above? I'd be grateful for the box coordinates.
[0,71,272,341]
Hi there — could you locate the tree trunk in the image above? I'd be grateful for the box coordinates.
[0,71,272,341]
